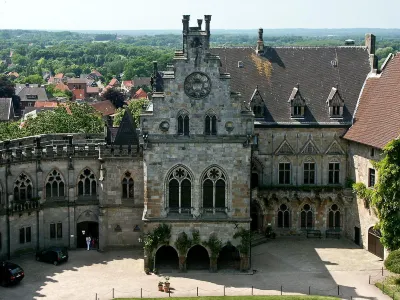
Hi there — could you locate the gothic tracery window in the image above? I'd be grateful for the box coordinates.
[122,171,134,199]
[300,204,313,229]
[77,168,97,197]
[46,170,65,199]
[328,204,341,229]
[14,173,33,202]
[205,114,217,135]
[202,166,226,212]
[168,166,192,212]
[277,204,290,228]
[177,112,189,136]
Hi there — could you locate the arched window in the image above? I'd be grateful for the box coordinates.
[300,204,313,229]
[205,114,217,135]
[277,204,290,228]
[77,168,97,197]
[167,166,192,213]
[177,112,189,136]
[14,173,33,202]
[122,171,134,199]
[202,167,227,213]
[328,204,341,229]
[45,170,65,199]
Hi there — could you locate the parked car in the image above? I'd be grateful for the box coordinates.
[0,261,25,286]
[35,247,68,265]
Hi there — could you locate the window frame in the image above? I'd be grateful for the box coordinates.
[177,114,189,136]
[204,114,217,135]
[46,169,65,199]
[77,168,97,197]
[202,166,228,213]
[277,204,290,228]
[303,162,316,184]
[166,166,192,214]
[368,168,376,187]
[278,162,291,185]
[19,226,32,244]
[122,171,134,199]
[328,204,341,229]
[328,162,340,184]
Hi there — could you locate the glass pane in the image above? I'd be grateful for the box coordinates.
[20,188,26,201]
[285,170,290,184]
[205,116,210,135]
[310,170,315,184]
[215,179,225,208]
[328,171,333,184]
[300,211,306,228]
[328,211,334,228]
[211,116,217,135]
[277,211,283,228]
[84,178,90,195]
[184,116,189,136]
[203,179,213,208]
[334,171,339,184]
[169,179,179,208]
[59,182,65,197]
[27,185,32,199]
[307,211,313,228]
[57,223,62,238]
[78,181,83,195]
[284,210,290,228]
[122,183,127,198]
[128,182,134,198]
[50,223,56,239]
[91,181,97,195]
[178,116,183,134]
[46,183,52,198]
[335,211,341,228]
[52,181,58,197]
[26,227,31,243]
[181,179,191,208]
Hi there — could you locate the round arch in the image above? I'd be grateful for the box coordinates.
[155,245,179,270]
[218,243,240,270]
[186,244,210,270]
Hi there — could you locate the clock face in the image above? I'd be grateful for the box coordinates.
[184,72,211,99]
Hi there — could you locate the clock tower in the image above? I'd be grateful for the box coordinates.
[141,15,253,272]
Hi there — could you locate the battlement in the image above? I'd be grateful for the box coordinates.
[0,133,141,165]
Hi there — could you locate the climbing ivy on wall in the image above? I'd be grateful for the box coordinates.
[143,223,171,254]
[233,228,251,255]
[353,139,400,251]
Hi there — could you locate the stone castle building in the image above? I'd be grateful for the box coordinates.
[0,15,396,270]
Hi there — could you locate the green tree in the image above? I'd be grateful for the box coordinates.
[0,75,15,97]
[102,88,125,108]
[113,98,149,127]
[19,74,44,85]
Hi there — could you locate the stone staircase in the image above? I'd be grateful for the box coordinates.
[251,232,269,247]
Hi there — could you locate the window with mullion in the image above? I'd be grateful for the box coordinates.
[278,163,291,184]
[328,162,340,184]
[303,162,315,184]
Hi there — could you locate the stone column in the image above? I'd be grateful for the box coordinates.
[209,257,218,272]
[179,255,186,272]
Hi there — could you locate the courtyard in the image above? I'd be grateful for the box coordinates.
[0,237,390,300]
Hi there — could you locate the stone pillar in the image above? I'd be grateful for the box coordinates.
[98,207,106,251]
[38,210,45,249]
[240,254,250,271]
[209,257,218,272]
[179,255,186,272]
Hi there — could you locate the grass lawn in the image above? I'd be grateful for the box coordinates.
[115,296,338,300]
[375,275,400,299]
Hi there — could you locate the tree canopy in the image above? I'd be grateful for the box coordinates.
[113,98,149,127]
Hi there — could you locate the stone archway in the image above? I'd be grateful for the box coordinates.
[186,245,210,270]
[250,201,263,232]
[218,244,240,271]
[155,245,179,271]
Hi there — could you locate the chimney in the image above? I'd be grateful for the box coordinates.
[256,28,264,55]
[153,61,158,76]
[204,15,211,35]
[197,19,203,30]
[365,33,378,72]
[365,33,376,54]
[182,15,190,34]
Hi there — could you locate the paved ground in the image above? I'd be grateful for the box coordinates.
[0,237,391,300]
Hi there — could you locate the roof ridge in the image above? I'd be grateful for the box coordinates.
[212,46,367,49]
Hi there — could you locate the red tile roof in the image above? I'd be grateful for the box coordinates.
[344,53,400,149]
[123,80,133,88]
[90,100,116,116]
[91,70,102,77]
[54,73,64,79]
[55,82,70,92]
[34,101,59,108]
[134,88,148,99]
[87,86,100,94]
[109,78,119,86]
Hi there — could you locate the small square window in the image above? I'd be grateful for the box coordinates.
[368,168,376,187]
[370,148,375,157]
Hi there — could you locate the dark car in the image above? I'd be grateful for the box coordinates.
[35,247,68,265]
[0,261,25,286]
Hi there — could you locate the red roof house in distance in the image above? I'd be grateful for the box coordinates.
[133,88,148,99]
[72,89,85,101]
[108,78,120,87]
[34,101,59,108]
[90,100,116,117]
[55,82,70,92]
[121,80,133,92]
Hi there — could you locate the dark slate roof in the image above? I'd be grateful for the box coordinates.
[344,53,400,149]
[17,86,48,101]
[113,110,138,145]
[212,46,371,125]
[0,98,14,121]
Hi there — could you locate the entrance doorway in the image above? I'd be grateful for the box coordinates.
[187,245,209,270]
[218,244,240,270]
[77,221,99,249]
[354,227,360,246]
[250,201,263,232]
[155,246,179,271]
[368,227,384,259]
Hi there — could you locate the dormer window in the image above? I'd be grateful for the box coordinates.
[327,86,344,118]
[250,86,265,118]
[288,85,305,118]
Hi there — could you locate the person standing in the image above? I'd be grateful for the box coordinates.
[86,236,91,251]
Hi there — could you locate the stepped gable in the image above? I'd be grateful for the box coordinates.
[344,53,400,149]
[113,110,138,145]
[212,46,370,125]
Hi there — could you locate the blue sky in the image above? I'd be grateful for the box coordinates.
[0,0,399,30]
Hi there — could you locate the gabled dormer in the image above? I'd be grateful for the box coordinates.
[288,84,305,118]
[326,86,344,118]
[250,86,264,118]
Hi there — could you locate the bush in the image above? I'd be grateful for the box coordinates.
[385,249,400,273]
